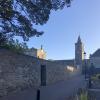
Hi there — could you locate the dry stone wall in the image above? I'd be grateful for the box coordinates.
[0,48,80,97]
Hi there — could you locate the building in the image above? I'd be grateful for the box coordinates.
[74,37,100,74]
[75,36,85,67]
[23,36,85,67]
[24,45,46,59]
[23,35,100,70]
[90,49,100,68]
[53,36,85,71]
[37,46,46,59]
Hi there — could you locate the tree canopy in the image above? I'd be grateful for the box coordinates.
[0,0,72,41]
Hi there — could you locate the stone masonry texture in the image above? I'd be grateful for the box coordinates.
[0,48,79,97]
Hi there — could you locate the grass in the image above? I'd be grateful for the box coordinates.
[91,74,100,81]
[80,93,88,100]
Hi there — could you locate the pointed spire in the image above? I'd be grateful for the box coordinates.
[77,35,82,43]
[41,45,43,50]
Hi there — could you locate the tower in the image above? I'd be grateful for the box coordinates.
[37,45,46,59]
[75,36,84,67]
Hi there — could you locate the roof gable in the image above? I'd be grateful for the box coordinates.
[91,49,100,57]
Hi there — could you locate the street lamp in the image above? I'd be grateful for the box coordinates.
[84,52,86,79]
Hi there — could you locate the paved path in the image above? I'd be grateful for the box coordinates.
[40,75,86,100]
[0,88,37,100]
[0,75,86,100]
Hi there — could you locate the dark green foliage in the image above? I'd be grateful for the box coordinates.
[0,0,72,41]
[0,33,8,45]
[2,39,28,53]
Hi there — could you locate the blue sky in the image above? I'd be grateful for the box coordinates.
[26,0,100,60]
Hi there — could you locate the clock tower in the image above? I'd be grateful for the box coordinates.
[75,36,84,67]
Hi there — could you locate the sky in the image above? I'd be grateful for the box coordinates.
[25,0,100,60]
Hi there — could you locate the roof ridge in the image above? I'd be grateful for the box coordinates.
[91,49,100,57]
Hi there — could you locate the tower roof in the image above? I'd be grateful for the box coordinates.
[41,45,43,50]
[77,35,82,43]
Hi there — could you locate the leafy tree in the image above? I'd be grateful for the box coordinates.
[0,33,8,45]
[0,0,72,41]
[3,39,29,53]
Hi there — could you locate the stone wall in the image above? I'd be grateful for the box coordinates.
[0,48,42,96]
[24,48,37,57]
[46,61,80,85]
[0,48,80,97]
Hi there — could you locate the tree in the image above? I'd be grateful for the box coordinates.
[0,0,72,41]
[3,39,29,53]
[0,33,8,45]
